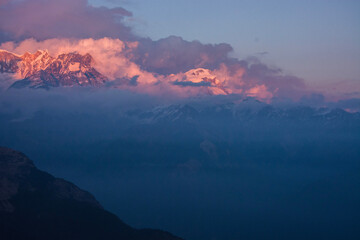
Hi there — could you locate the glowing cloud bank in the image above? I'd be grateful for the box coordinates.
[1,37,311,100]
[0,0,356,102]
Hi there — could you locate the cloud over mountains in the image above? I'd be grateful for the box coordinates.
[0,0,345,101]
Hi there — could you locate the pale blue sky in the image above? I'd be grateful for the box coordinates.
[89,0,360,86]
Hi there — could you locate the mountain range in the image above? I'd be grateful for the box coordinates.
[0,49,238,95]
[130,99,360,125]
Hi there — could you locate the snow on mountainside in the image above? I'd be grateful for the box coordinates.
[132,98,360,124]
[170,68,230,95]
[0,49,107,89]
[138,104,200,123]
[0,50,230,94]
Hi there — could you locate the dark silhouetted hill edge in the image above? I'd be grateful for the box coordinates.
[0,147,182,240]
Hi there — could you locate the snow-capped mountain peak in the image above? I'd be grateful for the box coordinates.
[0,49,107,89]
[170,68,230,95]
[18,50,53,78]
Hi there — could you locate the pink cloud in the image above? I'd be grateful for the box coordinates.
[0,0,134,41]
[0,1,310,101]
[1,37,309,101]
[132,36,234,75]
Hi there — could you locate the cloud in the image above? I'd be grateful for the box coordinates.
[1,36,310,100]
[0,0,10,5]
[242,60,307,100]
[246,85,274,100]
[300,93,325,106]
[0,1,311,101]
[0,73,17,91]
[256,51,269,56]
[0,0,135,41]
[173,81,211,87]
[334,98,360,112]
[1,37,158,85]
[132,36,234,75]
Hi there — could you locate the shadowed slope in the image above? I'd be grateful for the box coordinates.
[0,147,182,240]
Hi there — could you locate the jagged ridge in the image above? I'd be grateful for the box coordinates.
[0,49,107,89]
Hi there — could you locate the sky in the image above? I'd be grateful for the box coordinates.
[90,0,360,86]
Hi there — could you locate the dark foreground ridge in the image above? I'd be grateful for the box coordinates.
[0,147,182,240]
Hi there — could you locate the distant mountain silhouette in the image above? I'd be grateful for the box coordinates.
[0,147,182,240]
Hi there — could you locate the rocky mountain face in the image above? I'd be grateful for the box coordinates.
[0,49,107,89]
[0,147,182,240]
[0,50,21,73]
